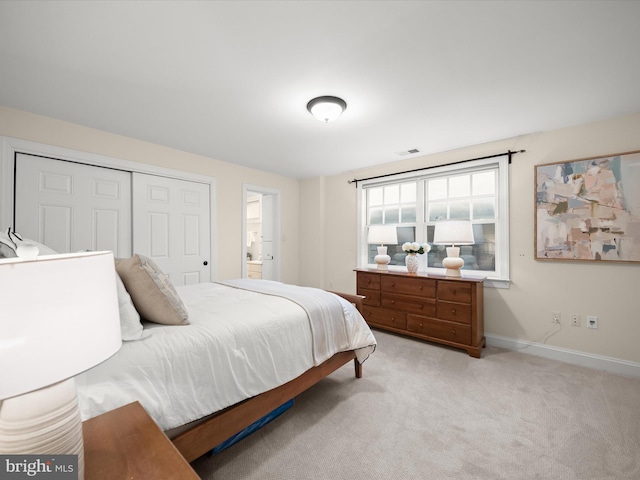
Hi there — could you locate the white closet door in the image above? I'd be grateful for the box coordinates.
[132,173,210,285]
[14,153,132,256]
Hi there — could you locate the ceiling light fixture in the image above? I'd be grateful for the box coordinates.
[306,96,347,123]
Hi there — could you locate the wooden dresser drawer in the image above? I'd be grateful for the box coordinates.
[381,276,436,298]
[437,300,472,324]
[357,272,380,290]
[358,288,381,306]
[362,306,406,330]
[407,315,471,345]
[381,293,436,316]
[437,281,472,303]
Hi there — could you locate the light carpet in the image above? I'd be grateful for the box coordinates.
[191,330,640,480]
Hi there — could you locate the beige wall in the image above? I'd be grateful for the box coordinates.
[302,112,640,365]
[0,106,300,283]
[3,105,639,365]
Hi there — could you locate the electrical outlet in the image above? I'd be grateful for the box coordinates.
[571,314,580,327]
[587,315,599,329]
[551,311,561,324]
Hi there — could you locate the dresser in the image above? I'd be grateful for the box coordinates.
[355,268,485,357]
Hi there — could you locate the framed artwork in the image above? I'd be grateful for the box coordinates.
[535,150,640,262]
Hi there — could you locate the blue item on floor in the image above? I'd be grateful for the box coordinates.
[210,398,294,455]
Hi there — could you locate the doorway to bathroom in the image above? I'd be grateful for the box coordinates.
[242,184,281,281]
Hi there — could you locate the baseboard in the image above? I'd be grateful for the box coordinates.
[485,334,640,378]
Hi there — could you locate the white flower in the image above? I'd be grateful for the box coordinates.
[402,242,429,254]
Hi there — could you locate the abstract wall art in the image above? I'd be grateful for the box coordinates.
[535,151,640,262]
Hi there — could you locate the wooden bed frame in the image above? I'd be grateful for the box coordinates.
[171,292,366,463]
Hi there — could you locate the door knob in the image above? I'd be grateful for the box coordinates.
[203,261,208,266]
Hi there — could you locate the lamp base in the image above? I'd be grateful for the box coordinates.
[0,378,85,479]
[374,246,391,271]
[442,246,464,277]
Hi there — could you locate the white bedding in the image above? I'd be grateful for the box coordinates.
[75,280,376,432]
[222,279,374,365]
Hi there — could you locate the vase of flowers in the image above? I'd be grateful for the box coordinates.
[402,242,431,273]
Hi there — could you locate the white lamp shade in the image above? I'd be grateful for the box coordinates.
[433,220,475,245]
[367,225,398,245]
[0,251,122,400]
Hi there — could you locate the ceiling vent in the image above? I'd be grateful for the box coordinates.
[397,148,421,156]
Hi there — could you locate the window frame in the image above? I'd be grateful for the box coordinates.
[357,156,510,289]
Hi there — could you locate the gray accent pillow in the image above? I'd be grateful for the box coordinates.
[115,254,189,325]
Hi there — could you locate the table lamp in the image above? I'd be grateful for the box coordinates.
[367,225,398,271]
[433,220,475,277]
[0,250,122,480]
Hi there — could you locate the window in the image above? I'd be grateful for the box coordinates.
[359,156,510,288]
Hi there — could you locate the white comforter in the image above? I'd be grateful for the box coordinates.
[75,281,376,431]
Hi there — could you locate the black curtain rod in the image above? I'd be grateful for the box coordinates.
[348,149,525,186]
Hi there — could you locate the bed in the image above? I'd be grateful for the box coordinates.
[73,255,376,463]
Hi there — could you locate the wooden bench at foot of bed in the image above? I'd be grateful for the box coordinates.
[172,350,362,462]
[172,291,366,463]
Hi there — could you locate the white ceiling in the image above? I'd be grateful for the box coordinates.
[1,1,640,179]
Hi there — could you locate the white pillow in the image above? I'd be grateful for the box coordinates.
[115,273,145,341]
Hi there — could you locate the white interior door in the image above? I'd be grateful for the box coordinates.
[261,194,275,280]
[133,173,210,285]
[14,153,132,256]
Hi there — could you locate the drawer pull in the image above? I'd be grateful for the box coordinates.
[451,309,456,315]
[419,285,423,290]
[451,288,456,295]
[451,329,456,335]
[419,304,423,309]
[391,300,395,304]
